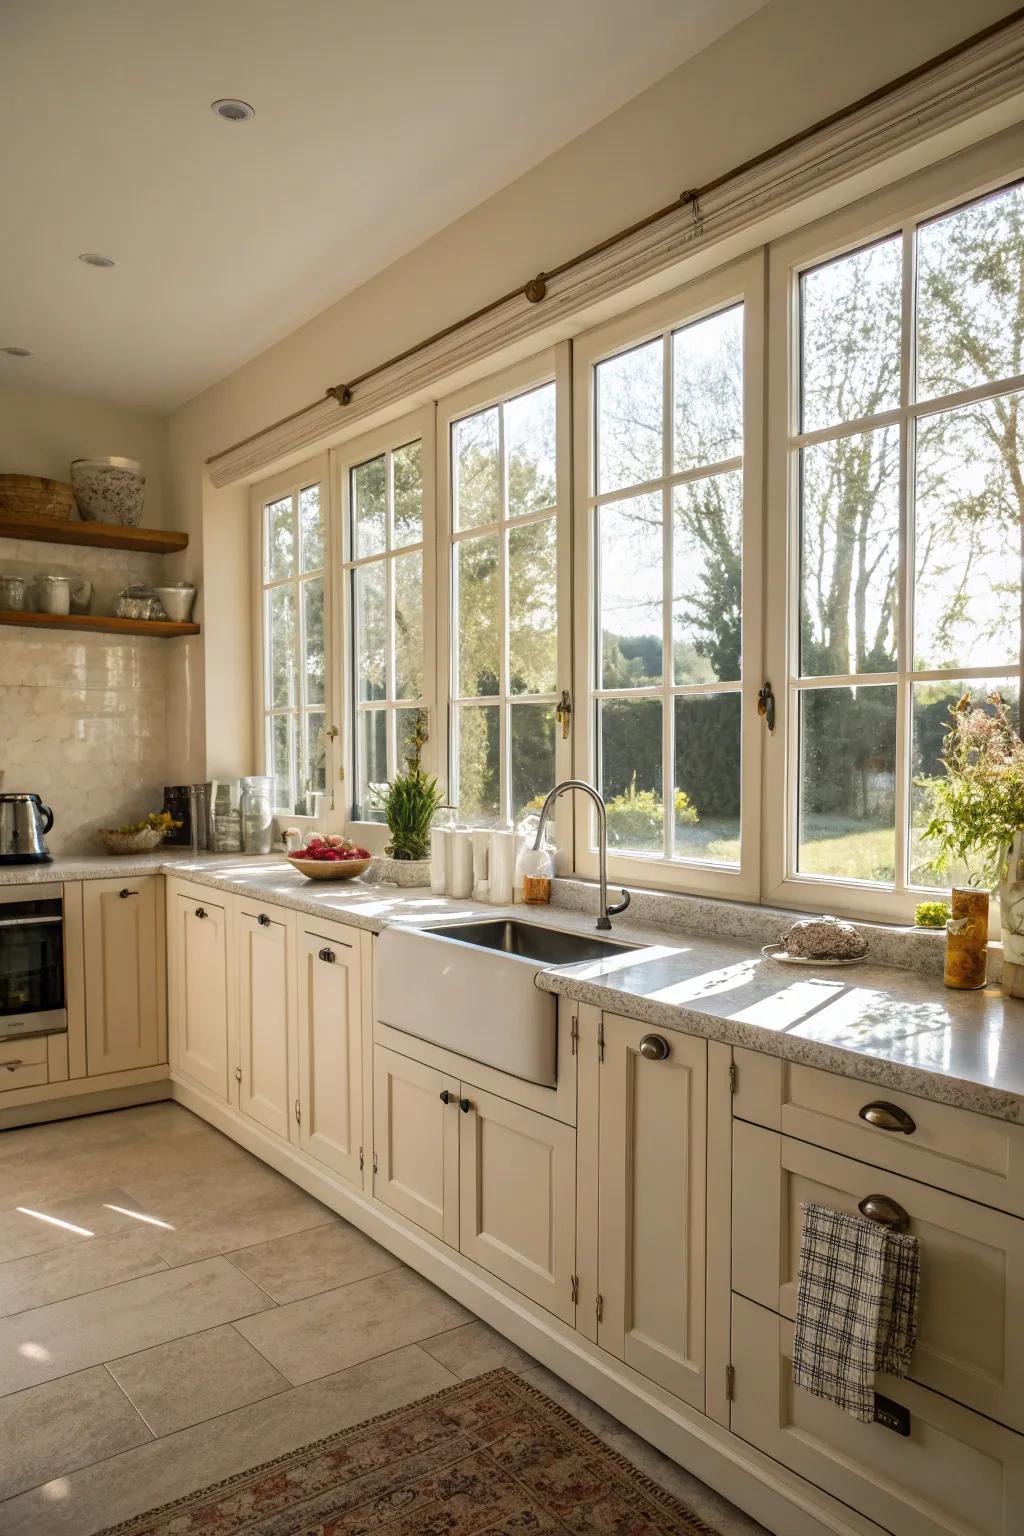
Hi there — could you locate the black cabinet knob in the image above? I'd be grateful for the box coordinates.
[119,888,138,899]
[319,947,335,963]
[439,1089,451,1104]
[195,907,207,919]
[257,913,271,927]
[459,1097,472,1113]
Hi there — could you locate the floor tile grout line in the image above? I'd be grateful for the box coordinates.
[101,1362,161,1441]
[220,1254,403,1308]
[0,1341,462,1510]
[0,1254,173,1321]
[218,1216,341,1261]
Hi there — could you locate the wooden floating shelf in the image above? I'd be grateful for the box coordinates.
[0,511,188,555]
[0,611,199,639]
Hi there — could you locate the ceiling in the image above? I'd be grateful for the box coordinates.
[0,0,764,414]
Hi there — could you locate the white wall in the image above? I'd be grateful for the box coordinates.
[0,385,167,526]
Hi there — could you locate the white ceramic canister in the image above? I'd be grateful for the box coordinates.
[154,583,197,622]
[489,829,516,905]
[429,827,449,894]
[471,830,491,900]
[447,829,474,899]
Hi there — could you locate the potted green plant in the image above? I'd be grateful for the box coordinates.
[370,710,444,887]
[921,692,1024,993]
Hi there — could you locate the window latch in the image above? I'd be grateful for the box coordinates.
[556,690,572,740]
[757,681,776,734]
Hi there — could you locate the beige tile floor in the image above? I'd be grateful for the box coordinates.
[0,1102,768,1536]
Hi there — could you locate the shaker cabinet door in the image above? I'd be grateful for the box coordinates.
[83,876,162,1076]
[168,891,230,1101]
[597,1012,707,1411]
[373,1045,459,1246]
[296,923,363,1187]
[236,905,294,1140]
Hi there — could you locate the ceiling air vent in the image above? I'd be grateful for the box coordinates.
[211,99,255,122]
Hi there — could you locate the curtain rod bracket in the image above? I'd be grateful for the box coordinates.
[524,274,547,304]
[681,189,701,225]
[327,384,353,406]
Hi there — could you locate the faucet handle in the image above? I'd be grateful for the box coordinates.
[607,888,631,918]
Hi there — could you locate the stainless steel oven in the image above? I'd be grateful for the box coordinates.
[0,883,65,1041]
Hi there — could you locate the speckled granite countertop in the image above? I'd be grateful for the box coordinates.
[4,854,1023,1122]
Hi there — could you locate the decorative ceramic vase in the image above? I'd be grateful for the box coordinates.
[366,855,432,888]
[944,886,989,990]
[998,831,1024,998]
[70,458,145,525]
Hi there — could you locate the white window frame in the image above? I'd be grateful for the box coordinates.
[437,347,574,849]
[764,131,1024,923]
[251,453,335,819]
[572,253,765,900]
[334,406,437,839]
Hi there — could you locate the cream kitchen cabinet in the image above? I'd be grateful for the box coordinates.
[236,901,296,1141]
[373,1044,459,1244]
[459,1083,577,1323]
[295,919,364,1187]
[732,1119,1024,1434]
[167,884,232,1102]
[732,1294,1024,1536]
[584,1011,708,1412]
[372,1043,577,1320]
[82,876,163,1075]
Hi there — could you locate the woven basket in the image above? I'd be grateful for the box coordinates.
[0,475,75,520]
[99,827,166,855]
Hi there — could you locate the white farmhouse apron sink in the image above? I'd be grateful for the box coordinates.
[374,919,632,1087]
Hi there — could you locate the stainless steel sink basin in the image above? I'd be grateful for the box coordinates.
[375,919,637,1087]
[426,918,634,966]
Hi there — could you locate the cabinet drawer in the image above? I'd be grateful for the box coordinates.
[0,1035,48,1092]
[733,1049,1024,1215]
[732,1121,1024,1432]
[731,1294,1024,1536]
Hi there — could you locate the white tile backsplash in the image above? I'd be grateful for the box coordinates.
[0,631,169,855]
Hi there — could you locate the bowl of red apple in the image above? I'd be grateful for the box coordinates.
[285,834,372,880]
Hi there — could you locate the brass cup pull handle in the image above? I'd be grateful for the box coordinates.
[858,1101,916,1135]
[459,1097,472,1113]
[195,907,207,919]
[119,888,138,899]
[639,1034,670,1061]
[318,947,335,963]
[858,1194,910,1232]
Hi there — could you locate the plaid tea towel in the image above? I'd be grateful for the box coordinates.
[792,1202,919,1422]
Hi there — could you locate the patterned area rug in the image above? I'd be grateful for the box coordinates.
[97,1367,720,1534]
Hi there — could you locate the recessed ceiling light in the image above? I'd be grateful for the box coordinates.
[211,98,255,122]
[1,346,31,357]
[78,252,115,268]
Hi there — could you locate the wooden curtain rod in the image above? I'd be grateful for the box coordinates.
[206,5,1024,468]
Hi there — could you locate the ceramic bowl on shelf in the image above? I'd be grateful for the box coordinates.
[0,474,74,521]
[286,853,372,881]
[70,457,145,526]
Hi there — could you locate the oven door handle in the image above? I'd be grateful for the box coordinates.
[0,915,63,927]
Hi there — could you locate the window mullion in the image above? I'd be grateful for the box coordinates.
[662,330,674,863]
[498,403,511,825]
[895,223,916,895]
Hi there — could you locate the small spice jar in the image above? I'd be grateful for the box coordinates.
[944,886,989,990]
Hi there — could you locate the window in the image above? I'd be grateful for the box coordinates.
[769,170,1024,911]
[573,258,763,896]
[340,411,433,822]
[258,469,328,815]
[441,358,569,827]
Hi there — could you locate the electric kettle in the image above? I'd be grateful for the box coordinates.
[0,793,54,864]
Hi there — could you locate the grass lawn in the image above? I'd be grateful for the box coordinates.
[798,818,894,882]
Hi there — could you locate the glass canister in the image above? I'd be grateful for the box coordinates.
[240,776,274,855]
[944,886,989,989]
[210,780,243,853]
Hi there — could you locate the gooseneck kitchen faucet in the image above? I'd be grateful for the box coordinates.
[532,780,630,931]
